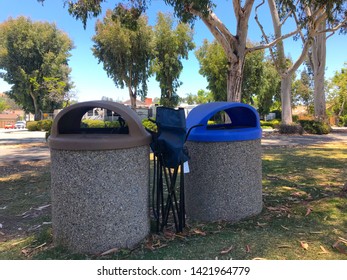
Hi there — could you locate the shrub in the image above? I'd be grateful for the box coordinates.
[104,121,121,128]
[81,119,106,128]
[299,120,331,134]
[37,119,53,131]
[142,118,157,132]
[279,123,304,135]
[339,115,347,127]
[26,121,39,131]
[260,119,280,129]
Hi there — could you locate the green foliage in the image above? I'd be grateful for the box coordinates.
[292,68,314,113]
[195,40,280,113]
[151,12,195,108]
[299,120,331,134]
[81,119,106,128]
[92,8,153,108]
[27,120,53,132]
[195,40,228,102]
[26,121,39,131]
[184,90,214,104]
[338,115,347,127]
[0,16,74,120]
[260,119,280,129]
[279,123,304,135]
[37,119,53,132]
[0,97,9,112]
[327,63,347,118]
[142,118,157,132]
[81,119,122,129]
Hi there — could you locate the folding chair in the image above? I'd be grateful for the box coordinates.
[147,107,189,233]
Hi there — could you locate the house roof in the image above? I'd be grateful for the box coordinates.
[0,113,18,120]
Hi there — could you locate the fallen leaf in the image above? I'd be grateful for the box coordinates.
[278,245,291,248]
[281,225,289,231]
[257,222,267,227]
[246,245,251,253]
[163,230,175,239]
[253,257,267,260]
[100,247,119,256]
[220,245,233,255]
[192,229,206,236]
[300,241,309,250]
[0,231,5,236]
[305,208,313,216]
[319,246,329,254]
[35,204,51,211]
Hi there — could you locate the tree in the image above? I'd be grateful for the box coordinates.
[59,0,301,104]
[0,97,9,113]
[292,68,314,112]
[328,63,347,120]
[256,0,347,124]
[305,1,347,121]
[0,16,74,120]
[92,6,153,108]
[151,12,195,108]
[195,39,280,114]
[195,39,228,102]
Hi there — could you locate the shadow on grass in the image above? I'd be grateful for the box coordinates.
[1,145,346,260]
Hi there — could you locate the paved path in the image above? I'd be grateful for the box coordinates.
[0,130,49,163]
[0,128,346,163]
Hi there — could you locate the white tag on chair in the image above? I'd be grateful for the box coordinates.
[183,161,190,173]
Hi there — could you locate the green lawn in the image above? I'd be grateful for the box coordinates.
[0,142,346,259]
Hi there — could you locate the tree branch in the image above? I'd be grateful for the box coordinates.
[232,0,241,22]
[189,7,237,60]
[288,39,311,76]
[247,28,300,52]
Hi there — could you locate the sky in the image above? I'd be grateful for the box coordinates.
[0,0,346,103]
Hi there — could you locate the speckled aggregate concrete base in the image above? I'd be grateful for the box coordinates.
[50,145,150,254]
[184,139,262,222]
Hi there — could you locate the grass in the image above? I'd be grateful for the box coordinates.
[0,142,346,260]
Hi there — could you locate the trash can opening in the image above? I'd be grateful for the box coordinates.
[186,102,262,142]
[49,100,151,150]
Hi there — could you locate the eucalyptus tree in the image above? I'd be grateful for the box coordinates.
[255,0,347,123]
[0,16,74,120]
[56,0,299,105]
[328,63,347,120]
[151,12,195,108]
[92,5,153,108]
[195,39,280,114]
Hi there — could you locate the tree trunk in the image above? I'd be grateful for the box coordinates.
[129,91,137,109]
[312,21,327,121]
[29,91,41,121]
[281,75,293,124]
[227,59,244,102]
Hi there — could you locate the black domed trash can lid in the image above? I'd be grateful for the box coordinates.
[186,102,262,142]
[48,100,151,150]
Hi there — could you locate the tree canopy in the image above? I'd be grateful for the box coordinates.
[151,12,195,107]
[0,16,74,120]
[92,5,153,108]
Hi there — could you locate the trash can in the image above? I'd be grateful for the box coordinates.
[48,100,151,254]
[185,102,262,222]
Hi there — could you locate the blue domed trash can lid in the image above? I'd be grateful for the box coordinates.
[186,102,262,142]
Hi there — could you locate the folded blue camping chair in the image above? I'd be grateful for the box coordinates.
[147,107,189,232]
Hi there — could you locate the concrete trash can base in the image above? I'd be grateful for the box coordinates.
[185,140,262,222]
[49,101,151,254]
[185,102,262,223]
